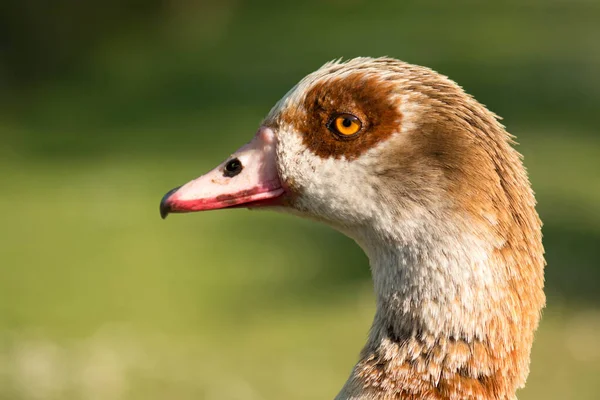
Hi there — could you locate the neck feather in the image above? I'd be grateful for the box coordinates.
[336,209,543,400]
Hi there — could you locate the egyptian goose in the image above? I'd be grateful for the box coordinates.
[160,57,545,400]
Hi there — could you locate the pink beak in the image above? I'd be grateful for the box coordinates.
[160,127,284,219]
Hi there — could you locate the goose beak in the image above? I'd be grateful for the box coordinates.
[160,127,284,219]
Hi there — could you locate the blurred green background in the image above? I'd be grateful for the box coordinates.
[1,1,599,399]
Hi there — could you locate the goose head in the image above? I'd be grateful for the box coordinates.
[160,57,545,400]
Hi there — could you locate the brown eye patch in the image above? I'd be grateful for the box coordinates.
[281,72,403,160]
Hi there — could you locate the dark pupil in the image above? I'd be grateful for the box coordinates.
[342,118,353,128]
[224,158,243,177]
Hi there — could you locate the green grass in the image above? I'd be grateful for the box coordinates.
[1,128,600,399]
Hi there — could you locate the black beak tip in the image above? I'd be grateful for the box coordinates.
[159,203,170,220]
[160,186,180,220]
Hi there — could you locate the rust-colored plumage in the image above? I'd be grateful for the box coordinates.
[273,59,544,399]
[275,59,544,400]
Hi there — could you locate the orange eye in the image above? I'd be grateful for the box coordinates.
[329,113,362,137]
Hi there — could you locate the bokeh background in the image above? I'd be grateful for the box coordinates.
[1,1,599,399]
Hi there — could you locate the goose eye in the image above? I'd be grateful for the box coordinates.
[329,113,362,137]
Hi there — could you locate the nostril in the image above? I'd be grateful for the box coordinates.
[223,158,243,178]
